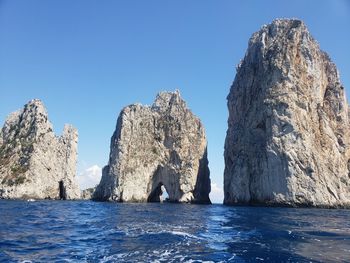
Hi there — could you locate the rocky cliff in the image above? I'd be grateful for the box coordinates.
[94,90,211,203]
[0,99,80,199]
[224,19,350,208]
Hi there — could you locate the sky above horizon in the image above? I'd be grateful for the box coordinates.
[0,0,349,203]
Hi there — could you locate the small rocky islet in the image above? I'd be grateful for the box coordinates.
[224,19,350,208]
[0,18,349,208]
[93,90,211,204]
[0,99,80,200]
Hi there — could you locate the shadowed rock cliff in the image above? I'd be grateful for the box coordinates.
[94,90,211,204]
[0,99,80,199]
[224,19,350,208]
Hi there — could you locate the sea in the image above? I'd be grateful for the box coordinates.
[0,200,349,262]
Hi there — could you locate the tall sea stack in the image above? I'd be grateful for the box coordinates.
[224,19,350,207]
[94,90,211,204]
[0,100,80,199]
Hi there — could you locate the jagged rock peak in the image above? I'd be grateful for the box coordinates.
[0,99,80,200]
[2,99,53,140]
[224,19,350,208]
[152,89,186,110]
[94,90,211,204]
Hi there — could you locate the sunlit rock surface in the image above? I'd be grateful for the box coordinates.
[94,90,211,204]
[0,99,80,199]
[224,19,350,208]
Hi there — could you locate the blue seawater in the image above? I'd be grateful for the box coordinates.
[0,201,349,262]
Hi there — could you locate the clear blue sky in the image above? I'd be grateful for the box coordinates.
[1,0,349,203]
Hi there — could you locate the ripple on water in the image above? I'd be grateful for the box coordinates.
[0,202,349,262]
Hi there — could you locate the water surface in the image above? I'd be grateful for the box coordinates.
[0,201,349,262]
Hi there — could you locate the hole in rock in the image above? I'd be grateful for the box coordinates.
[161,185,169,202]
[148,183,169,203]
[59,180,66,200]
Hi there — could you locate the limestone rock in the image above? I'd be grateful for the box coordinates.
[224,19,350,208]
[0,99,80,199]
[94,90,211,203]
[81,187,95,200]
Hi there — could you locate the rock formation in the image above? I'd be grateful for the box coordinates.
[93,90,211,203]
[81,187,95,200]
[0,99,80,199]
[224,19,350,208]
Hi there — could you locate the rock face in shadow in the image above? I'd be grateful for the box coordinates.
[0,99,80,199]
[224,19,350,208]
[94,90,211,204]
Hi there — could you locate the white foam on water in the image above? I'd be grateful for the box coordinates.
[183,260,215,263]
[169,230,203,240]
[209,215,230,223]
[228,254,236,260]
[160,250,171,257]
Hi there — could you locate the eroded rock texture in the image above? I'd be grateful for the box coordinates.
[224,19,350,207]
[81,187,95,200]
[94,90,211,203]
[0,99,80,199]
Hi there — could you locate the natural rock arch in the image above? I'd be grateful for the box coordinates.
[147,182,169,203]
[94,91,211,204]
[146,165,182,203]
